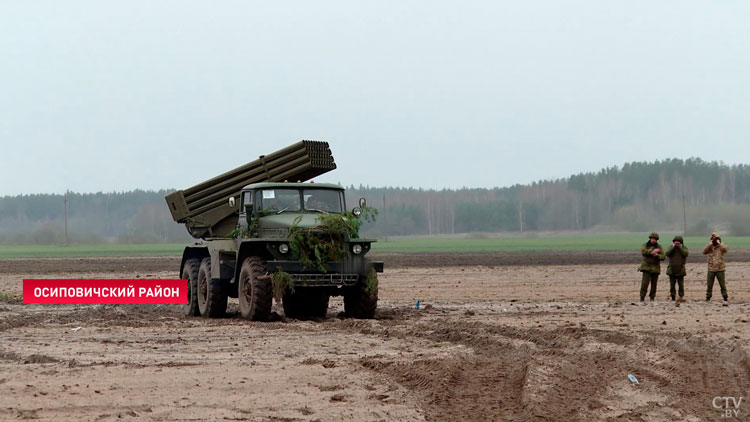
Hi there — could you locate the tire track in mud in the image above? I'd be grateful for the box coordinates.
[320,315,750,421]
[0,304,181,332]
[352,321,621,421]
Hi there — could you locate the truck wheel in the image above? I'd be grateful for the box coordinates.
[181,258,201,317]
[197,258,227,318]
[238,257,272,321]
[282,290,304,319]
[307,292,329,318]
[344,275,377,319]
[282,289,329,319]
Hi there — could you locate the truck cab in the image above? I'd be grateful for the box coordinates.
[240,182,347,233]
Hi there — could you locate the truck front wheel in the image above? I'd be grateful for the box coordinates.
[238,256,272,321]
[181,258,201,317]
[283,288,329,319]
[344,274,378,319]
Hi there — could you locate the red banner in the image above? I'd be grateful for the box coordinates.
[23,279,187,304]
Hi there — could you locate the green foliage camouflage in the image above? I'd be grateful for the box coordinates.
[287,206,377,271]
[272,270,294,301]
[364,266,378,296]
[226,228,251,239]
[227,208,274,238]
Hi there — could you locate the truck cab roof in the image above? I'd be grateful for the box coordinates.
[243,182,344,190]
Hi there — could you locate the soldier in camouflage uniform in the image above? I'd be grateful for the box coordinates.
[639,232,665,302]
[665,235,688,302]
[703,232,729,306]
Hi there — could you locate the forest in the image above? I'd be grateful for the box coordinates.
[2,158,750,245]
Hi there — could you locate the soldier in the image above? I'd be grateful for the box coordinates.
[703,232,729,306]
[306,196,330,212]
[665,235,688,302]
[639,232,665,302]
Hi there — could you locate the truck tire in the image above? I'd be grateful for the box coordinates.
[344,275,377,319]
[238,256,272,321]
[281,290,304,319]
[282,289,329,319]
[182,258,201,317]
[307,291,330,318]
[197,258,227,318]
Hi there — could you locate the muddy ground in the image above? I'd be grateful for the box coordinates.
[1,254,749,421]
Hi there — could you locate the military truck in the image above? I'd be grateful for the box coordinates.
[165,141,382,320]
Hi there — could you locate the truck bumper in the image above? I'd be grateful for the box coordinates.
[266,260,383,287]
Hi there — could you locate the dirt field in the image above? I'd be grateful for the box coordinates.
[1,254,749,421]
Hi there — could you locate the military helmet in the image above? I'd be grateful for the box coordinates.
[648,232,659,240]
[673,235,684,243]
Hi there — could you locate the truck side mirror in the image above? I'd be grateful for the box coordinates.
[359,198,366,208]
[229,197,236,208]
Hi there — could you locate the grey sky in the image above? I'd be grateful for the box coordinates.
[1,1,748,195]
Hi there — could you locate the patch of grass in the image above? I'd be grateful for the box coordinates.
[0,293,22,304]
[2,234,749,258]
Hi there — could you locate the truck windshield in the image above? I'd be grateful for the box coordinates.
[259,189,301,213]
[303,189,343,213]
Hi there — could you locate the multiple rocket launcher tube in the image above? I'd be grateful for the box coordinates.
[165,140,337,238]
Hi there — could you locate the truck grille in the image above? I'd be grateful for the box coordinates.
[291,273,359,287]
[258,229,287,238]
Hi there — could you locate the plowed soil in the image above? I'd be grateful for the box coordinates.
[1,254,749,421]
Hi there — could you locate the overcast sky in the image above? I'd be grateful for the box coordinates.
[1,1,748,195]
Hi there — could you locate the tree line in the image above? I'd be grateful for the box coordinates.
[1,158,749,245]
[0,190,187,245]
[350,158,750,236]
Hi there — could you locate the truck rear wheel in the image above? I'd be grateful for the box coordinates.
[197,258,227,318]
[238,256,272,321]
[344,275,378,319]
[283,289,329,319]
[181,258,201,317]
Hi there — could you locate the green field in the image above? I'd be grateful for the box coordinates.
[370,234,750,253]
[1,235,748,258]
[0,244,186,259]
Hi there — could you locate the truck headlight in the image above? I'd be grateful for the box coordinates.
[279,244,289,254]
[352,244,362,254]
